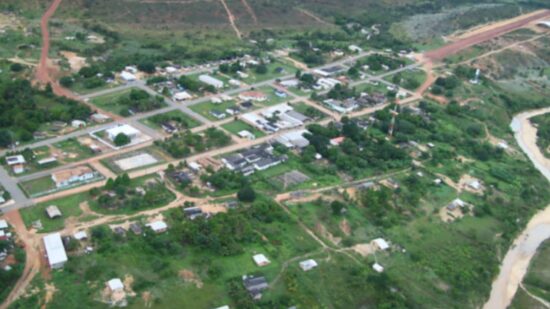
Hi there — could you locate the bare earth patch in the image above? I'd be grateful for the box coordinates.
[60,51,87,72]
[179,269,203,288]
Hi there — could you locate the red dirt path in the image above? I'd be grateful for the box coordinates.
[425,10,550,61]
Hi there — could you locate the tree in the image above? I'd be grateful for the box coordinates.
[59,76,74,87]
[138,60,156,74]
[331,200,345,215]
[237,186,256,202]
[255,62,268,74]
[114,133,131,146]
[10,63,23,72]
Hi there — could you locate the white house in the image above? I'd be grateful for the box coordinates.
[120,71,137,82]
[106,125,140,142]
[173,91,193,101]
[51,166,96,188]
[316,78,341,90]
[373,263,384,273]
[71,120,86,128]
[348,45,363,53]
[107,278,124,292]
[44,233,68,269]
[238,91,267,102]
[299,259,318,271]
[280,79,299,88]
[199,75,224,89]
[238,130,256,140]
[5,155,26,174]
[372,238,390,251]
[0,220,8,230]
[146,221,168,233]
[252,254,270,267]
[74,231,88,241]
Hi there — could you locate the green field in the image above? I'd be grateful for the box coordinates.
[511,239,550,307]
[89,89,133,115]
[140,110,202,132]
[384,68,427,91]
[53,138,95,163]
[189,100,239,121]
[221,120,265,138]
[20,193,98,233]
[19,166,103,198]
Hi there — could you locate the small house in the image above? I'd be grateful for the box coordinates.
[113,226,126,237]
[74,231,88,241]
[71,120,86,128]
[107,278,124,292]
[51,166,96,188]
[372,238,390,251]
[147,221,168,233]
[372,263,384,273]
[252,254,270,267]
[299,259,318,271]
[183,207,205,220]
[5,155,26,174]
[46,205,62,219]
[243,275,268,300]
[0,220,8,230]
[130,223,143,235]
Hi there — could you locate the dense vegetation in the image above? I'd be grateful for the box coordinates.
[531,114,550,158]
[0,80,91,147]
[156,128,231,158]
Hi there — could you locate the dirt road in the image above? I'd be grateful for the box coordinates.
[425,10,550,61]
[219,0,242,39]
[0,211,42,309]
[484,108,550,309]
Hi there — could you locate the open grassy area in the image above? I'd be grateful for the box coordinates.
[189,100,239,121]
[384,68,427,91]
[20,193,97,233]
[53,138,95,163]
[140,110,202,132]
[513,239,550,305]
[221,120,265,138]
[2,146,58,176]
[89,89,133,114]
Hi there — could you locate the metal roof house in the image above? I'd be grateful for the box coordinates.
[43,233,68,269]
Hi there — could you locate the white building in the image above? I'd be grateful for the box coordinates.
[253,254,270,267]
[280,79,299,88]
[199,75,224,89]
[5,155,26,174]
[173,91,193,101]
[107,278,124,292]
[0,220,8,230]
[52,166,96,188]
[373,263,384,273]
[120,71,137,82]
[71,120,86,128]
[348,45,363,53]
[372,238,390,251]
[316,78,341,90]
[238,130,256,140]
[299,259,318,271]
[146,221,168,233]
[43,233,68,269]
[106,125,140,142]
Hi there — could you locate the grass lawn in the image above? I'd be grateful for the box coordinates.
[19,176,57,198]
[239,60,296,84]
[88,174,176,215]
[189,100,239,121]
[20,193,96,233]
[89,88,133,115]
[221,120,265,138]
[53,138,95,163]
[384,68,427,91]
[292,102,326,120]
[141,110,202,132]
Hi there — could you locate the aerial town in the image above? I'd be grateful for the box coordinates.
[0,1,549,308]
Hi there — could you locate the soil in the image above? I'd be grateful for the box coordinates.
[425,10,550,61]
[351,243,374,257]
[179,269,203,288]
[339,219,351,236]
[59,51,87,73]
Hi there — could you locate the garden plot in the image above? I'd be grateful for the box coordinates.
[273,170,311,187]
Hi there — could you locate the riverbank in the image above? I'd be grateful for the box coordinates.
[484,107,550,309]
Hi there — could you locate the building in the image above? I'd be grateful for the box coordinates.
[372,238,390,251]
[276,130,310,149]
[199,74,224,89]
[5,155,26,174]
[373,263,384,273]
[146,221,168,233]
[52,166,96,188]
[238,91,267,102]
[106,125,140,142]
[348,45,363,53]
[71,120,86,128]
[299,259,318,271]
[130,223,143,235]
[107,278,124,292]
[183,207,206,220]
[0,220,8,230]
[210,110,227,120]
[173,91,193,101]
[43,233,68,269]
[120,71,137,82]
[242,275,269,300]
[46,205,62,219]
[324,99,358,113]
[447,198,466,210]
[316,78,341,90]
[37,157,57,166]
[280,79,299,88]
[74,231,88,241]
[252,254,270,267]
[274,89,287,98]
[238,130,256,140]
